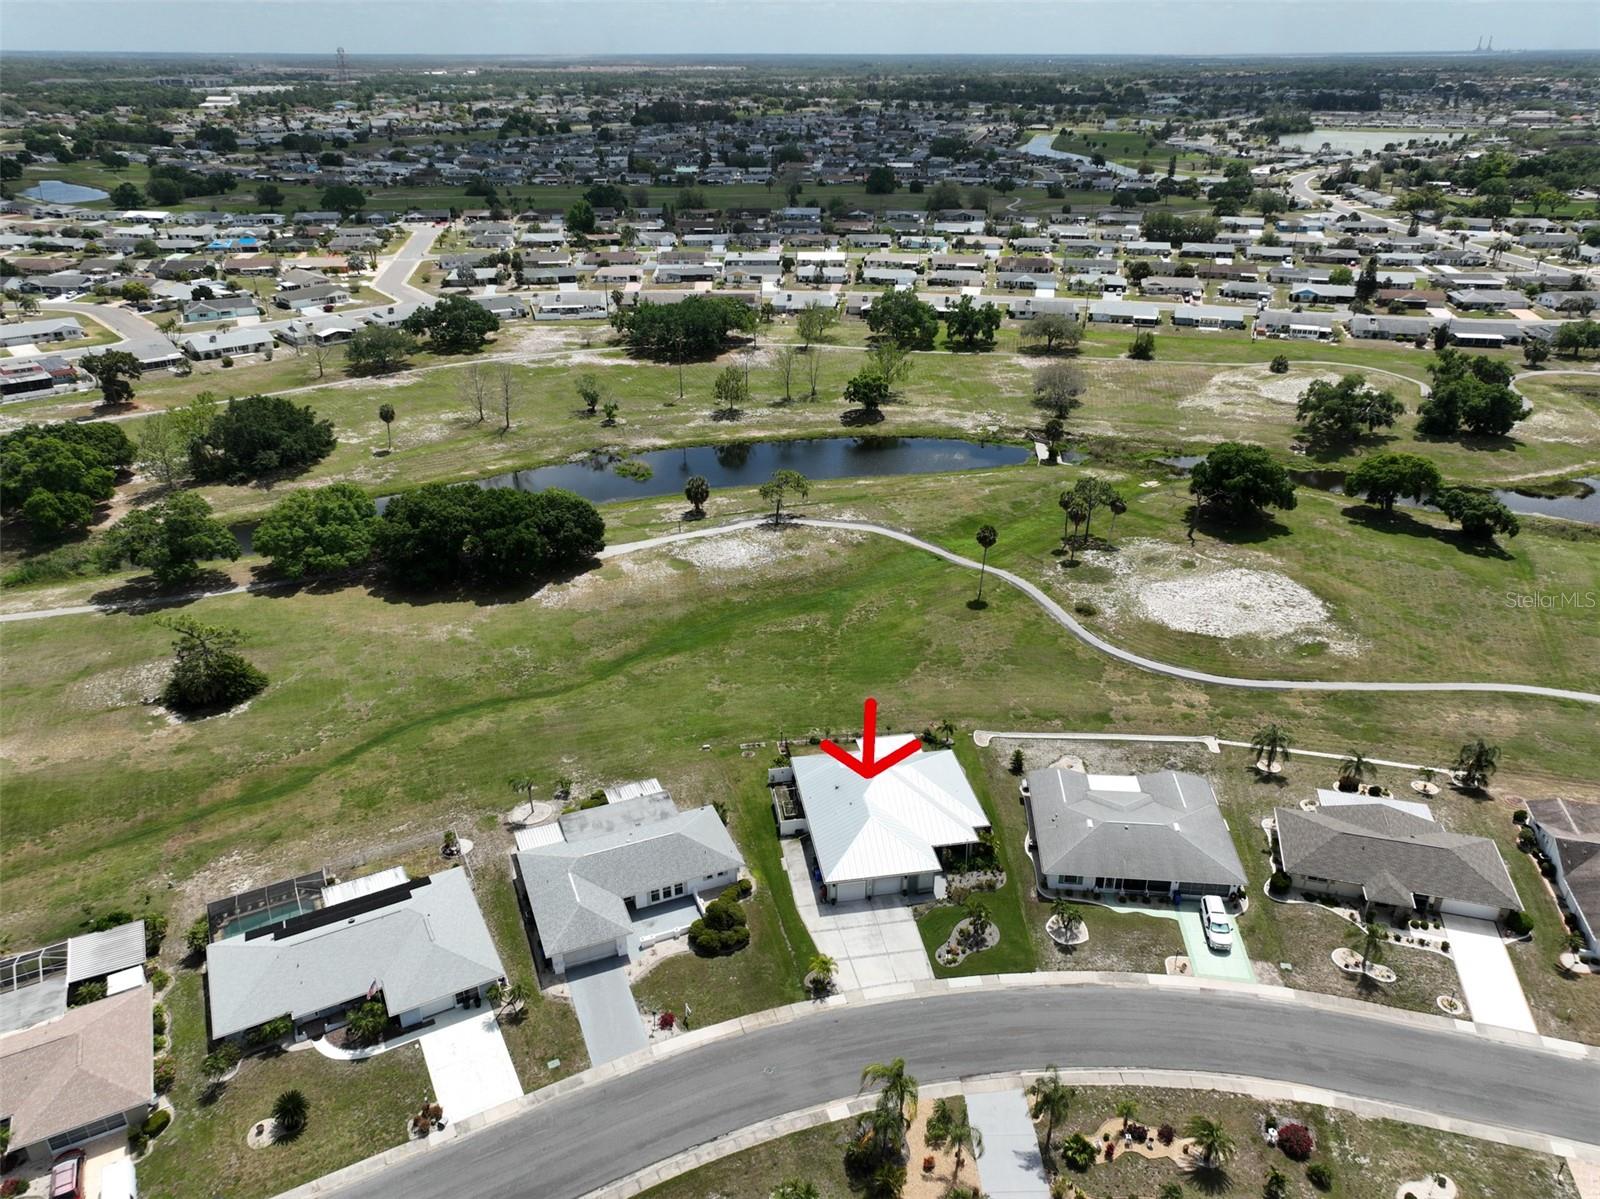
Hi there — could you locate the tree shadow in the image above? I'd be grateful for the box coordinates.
[1185,505,1294,545]
[709,407,744,422]
[1301,432,1398,463]
[681,508,708,522]
[1339,504,1514,560]
[966,598,990,610]
[362,556,601,609]
[89,567,239,612]
[1415,430,1524,455]
[840,407,886,427]
[1184,1163,1234,1195]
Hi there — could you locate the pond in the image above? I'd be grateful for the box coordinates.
[375,436,1034,511]
[1274,129,1456,156]
[1018,132,1140,178]
[20,180,110,203]
[1158,457,1600,525]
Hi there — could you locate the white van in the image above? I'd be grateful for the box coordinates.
[1201,895,1234,952]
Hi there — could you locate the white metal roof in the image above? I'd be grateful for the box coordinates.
[65,921,146,984]
[514,823,567,851]
[105,965,146,996]
[321,866,409,907]
[791,738,988,885]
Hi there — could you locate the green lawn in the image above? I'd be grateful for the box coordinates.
[638,1087,1577,1199]
[634,763,819,1026]
[1049,125,1238,174]
[916,738,1037,978]
[138,972,430,1199]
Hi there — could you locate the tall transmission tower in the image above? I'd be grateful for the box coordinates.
[336,47,350,84]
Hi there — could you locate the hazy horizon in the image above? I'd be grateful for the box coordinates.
[4,0,1597,58]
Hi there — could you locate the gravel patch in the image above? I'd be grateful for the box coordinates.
[1180,366,1343,414]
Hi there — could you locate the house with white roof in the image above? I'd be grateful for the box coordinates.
[780,736,989,901]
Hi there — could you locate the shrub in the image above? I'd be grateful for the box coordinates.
[1276,1122,1314,1161]
[657,1010,676,1031]
[153,1055,176,1093]
[1505,910,1535,937]
[1059,1132,1096,1172]
[148,967,171,992]
[1128,331,1156,360]
[1009,749,1024,775]
[2,1179,27,1196]
[250,1014,294,1046]
[152,1004,167,1035]
[1268,871,1291,894]
[220,355,234,368]
[68,979,107,1007]
[1306,1161,1334,1191]
[1157,1123,1176,1145]
[186,913,212,956]
[142,1109,172,1138]
[735,877,755,899]
[1126,1122,1148,1142]
[143,913,168,956]
[1512,808,1528,825]
[1269,354,1291,374]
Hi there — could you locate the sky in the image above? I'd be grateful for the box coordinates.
[2,0,1597,57]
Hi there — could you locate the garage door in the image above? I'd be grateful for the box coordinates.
[834,880,867,902]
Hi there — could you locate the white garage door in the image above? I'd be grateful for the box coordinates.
[834,880,867,902]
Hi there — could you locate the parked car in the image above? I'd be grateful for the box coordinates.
[1201,895,1234,952]
[49,1149,85,1199]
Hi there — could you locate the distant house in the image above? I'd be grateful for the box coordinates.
[178,327,274,359]
[512,786,744,974]
[1275,802,1521,921]
[1088,299,1160,326]
[1525,798,1600,959]
[205,867,504,1043]
[1447,288,1525,312]
[1170,303,1250,330]
[183,296,260,323]
[0,355,82,400]
[1255,309,1337,340]
[472,293,527,319]
[0,318,81,348]
[1348,314,1441,341]
[1286,283,1357,304]
[1139,275,1204,299]
[1024,769,1247,898]
[273,282,350,311]
[0,986,153,1162]
[779,736,989,902]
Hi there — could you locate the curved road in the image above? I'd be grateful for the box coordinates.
[5,514,1597,706]
[310,981,1600,1199]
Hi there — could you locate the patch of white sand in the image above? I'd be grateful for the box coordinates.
[1139,568,1331,639]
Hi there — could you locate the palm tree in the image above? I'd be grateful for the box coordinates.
[973,525,998,603]
[378,403,396,450]
[860,1057,918,1135]
[942,1106,983,1190]
[1250,724,1291,773]
[806,953,837,996]
[1059,490,1088,551]
[508,775,538,815]
[272,1089,309,1140]
[684,475,710,516]
[1026,1066,1074,1152]
[1453,738,1500,791]
[1107,494,1128,537]
[1050,896,1084,939]
[1115,1097,1139,1131]
[855,1102,908,1163]
[1183,1115,1235,1168]
[1337,751,1375,791]
[771,1181,821,1199]
[934,718,956,747]
[1345,921,1388,983]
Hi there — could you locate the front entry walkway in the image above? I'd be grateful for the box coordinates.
[782,840,932,989]
[418,1008,522,1121]
[568,956,650,1064]
[962,1084,1050,1199]
[1442,913,1536,1032]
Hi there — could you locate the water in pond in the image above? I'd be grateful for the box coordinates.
[1275,129,1455,155]
[1158,457,1600,525]
[1018,132,1140,178]
[21,180,110,203]
[375,436,1032,512]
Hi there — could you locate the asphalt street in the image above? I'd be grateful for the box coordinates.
[319,984,1600,1199]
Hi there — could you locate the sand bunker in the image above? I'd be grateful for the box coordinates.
[1180,366,1343,414]
[1070,538,1360,654]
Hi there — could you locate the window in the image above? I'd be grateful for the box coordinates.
[648,889,660,904]
[48,1112,128,1153]
[673,882,685,897]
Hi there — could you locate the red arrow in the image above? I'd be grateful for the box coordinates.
[820,698,920,779]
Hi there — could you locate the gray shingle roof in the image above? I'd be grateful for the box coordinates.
[1526,798,1600,931]
[1025,770,1246,889]
[514,796,742,960]
[1275,804,1521,911]
[205,868,502,1038]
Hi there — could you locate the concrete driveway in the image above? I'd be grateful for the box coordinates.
[567,956,649,1065]
[1173,905,1256,983]
[963,1084,1050,1199]
[418,1007,523,1121]
[782,841,932,988]
[1442,913,1537,1032]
